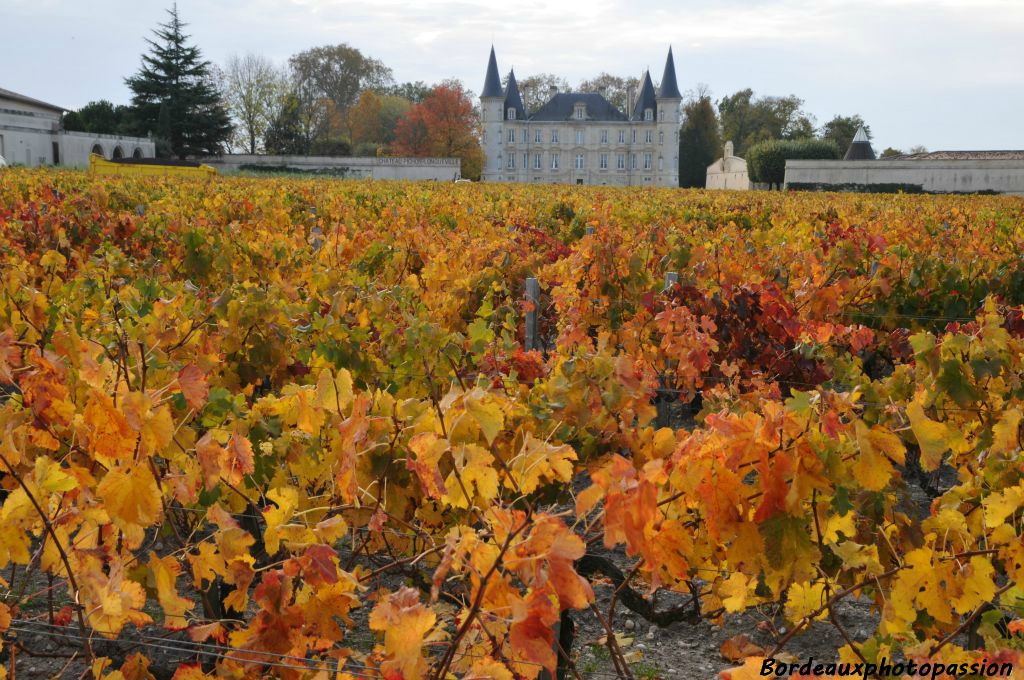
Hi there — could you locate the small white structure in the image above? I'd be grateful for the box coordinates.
[705,141,751,190]
[0,87,155,168]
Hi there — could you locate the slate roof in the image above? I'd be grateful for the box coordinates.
[885,150,1024,161]
[631,71,657,120]
[843,125,876,160]
[481,47,503,98]
[658,47,682,99]
[528,93,628,122]
[504,70,526,120]
[0,86,65,112]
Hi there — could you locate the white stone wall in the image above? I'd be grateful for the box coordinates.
[784,160,1024,195]
[61,132,156,168]
[200,155,462,181]
[0,104,61,166]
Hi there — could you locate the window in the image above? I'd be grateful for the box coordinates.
[599,153,608,169]
[497,154,502,169]
[616,154,625,169]
[659,131,664,145]
[551,153,560,170]
[482,130,486,144]
[533,153,541,169]
[658,156,664,171]
[508,154,515,169]
[659,109,664,122]
[631,153,637,169]
[508,129,515,143]
[574,104,585,119]
[521,129,527,143]
[508,108,516,120]
[575,129,584,145]
[618,130,625,144]
[551,130,559,143]
[575,154,585,169]
[645,130,652,144]
[600,129,608,144]
[644,108,653,121]
[631,130,637,143]
[643,153,652,170]
[523,153,527,168]
[535,129,542,143]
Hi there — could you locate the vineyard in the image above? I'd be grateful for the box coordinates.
[3,170,1024,679]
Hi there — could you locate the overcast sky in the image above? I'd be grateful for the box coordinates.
[3,0,1022,151]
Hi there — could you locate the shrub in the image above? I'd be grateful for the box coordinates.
[746,138,840,187]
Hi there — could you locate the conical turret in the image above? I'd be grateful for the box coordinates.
[482,46,503,99]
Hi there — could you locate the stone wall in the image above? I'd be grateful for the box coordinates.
[201,155,461,181]
[785,160,1024,195]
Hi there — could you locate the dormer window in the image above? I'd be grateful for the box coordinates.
[574,104,586,120]
[644,108,653,121]
[508,108,516,120]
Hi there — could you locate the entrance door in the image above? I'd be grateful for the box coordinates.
[576,179,583,185]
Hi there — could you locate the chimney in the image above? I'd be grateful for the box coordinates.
[549,84,558,97]
[626,85,634,118]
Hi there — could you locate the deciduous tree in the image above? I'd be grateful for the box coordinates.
[223,53,287,154]
[393,81,483,179]
[819,115,871,154]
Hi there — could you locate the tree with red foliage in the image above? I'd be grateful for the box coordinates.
[393,81,484,179]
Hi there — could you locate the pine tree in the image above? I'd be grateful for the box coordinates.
[125,4,232,158]
[678,96,722,188]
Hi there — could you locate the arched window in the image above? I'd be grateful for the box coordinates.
[91,144,104,158]
[507,108,516,120]
[133,147,143,159]
[112,146,124,159]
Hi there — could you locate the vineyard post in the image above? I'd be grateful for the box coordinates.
[525,277,540,351]
[656,272,680,428]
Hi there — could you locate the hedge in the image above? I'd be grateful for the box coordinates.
[746,138,841,186]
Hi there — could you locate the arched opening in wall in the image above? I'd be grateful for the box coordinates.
[91,144,104,158]
[112,146,124,160]
[132,147,143,159]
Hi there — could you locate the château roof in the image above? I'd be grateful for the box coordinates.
[658,47,682,99]
[504,70,526,120]
[885,150,1024,161]
[631,71,657,120]
[529,93,629,122]
[0,86,65,112]
[481,46,503,98]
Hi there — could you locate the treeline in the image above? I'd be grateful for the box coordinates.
[61,6,485,178]
[677,86,875,187]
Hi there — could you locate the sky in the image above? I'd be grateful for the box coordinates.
[3,0,1023,152]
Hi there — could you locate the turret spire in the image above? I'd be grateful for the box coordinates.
[658,46,682,99]
[481,46,503,98]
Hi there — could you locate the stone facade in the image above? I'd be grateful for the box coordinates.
[706,141,751,190]
[0,87,154,168]
[480,48,681,187]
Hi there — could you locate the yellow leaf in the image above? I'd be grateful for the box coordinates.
[316,368,354,412]
[368,586,436,680]
[719,572,751,613]
[464,389,504,446]
[149,552,193,630]
[785,581,827,622]
[985,484,1024,528]
[951,556,996,614]
[506,434,576,494]
[852,421,895,491]
[34,456,77,493]
[443,444,499,508]
[97,464,162,528]
[907,400,950,471]
[992,408,1022,454]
